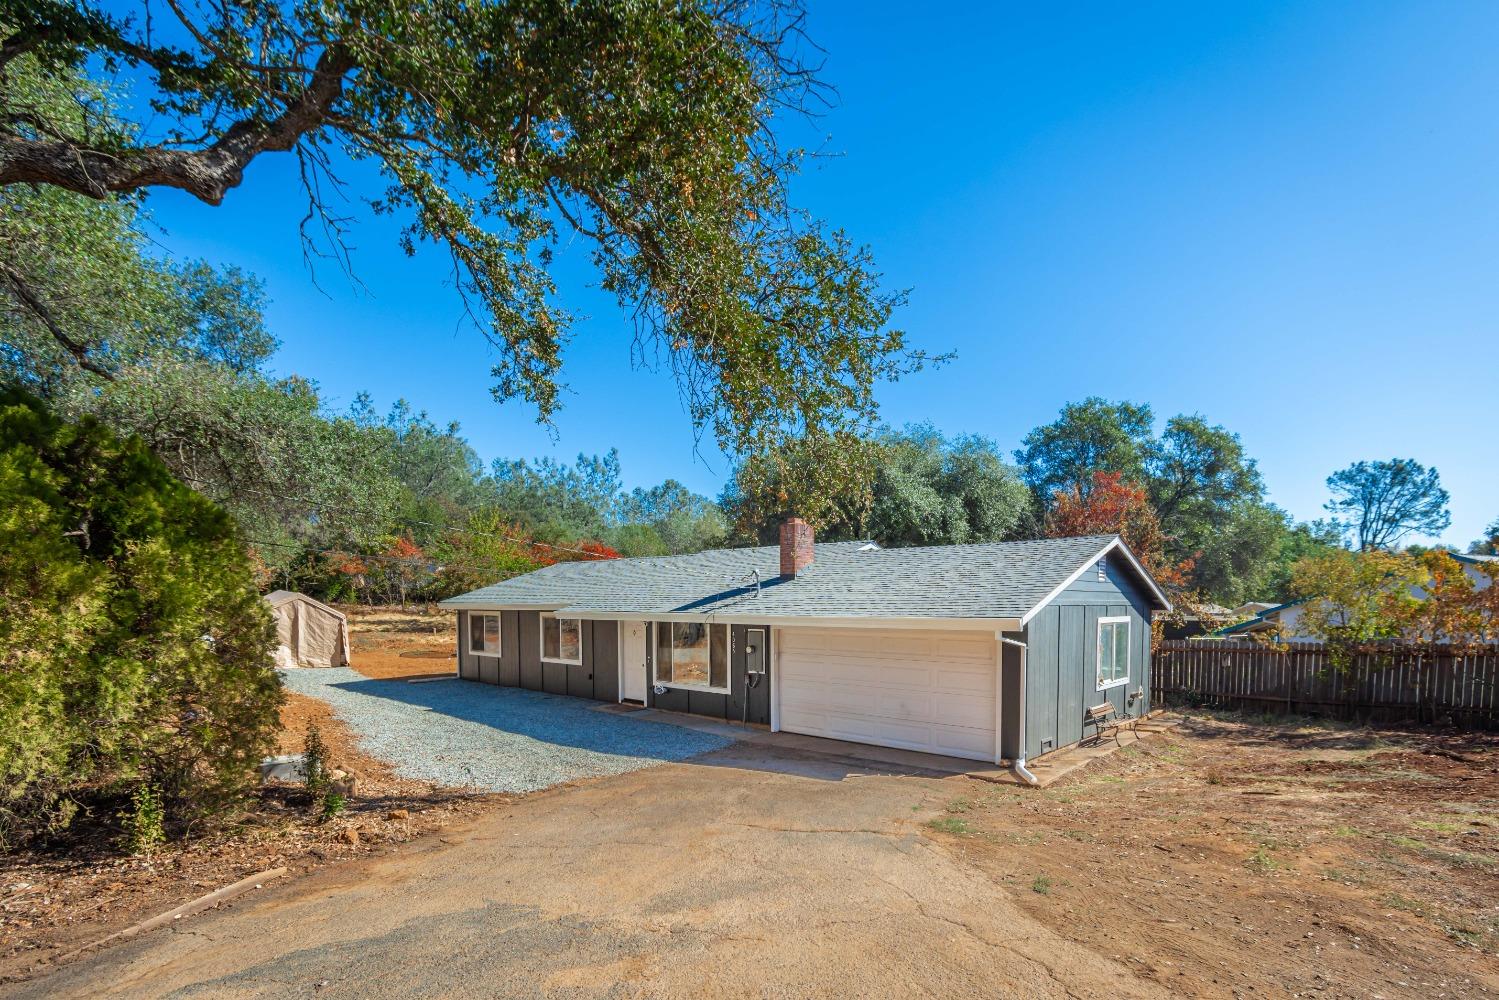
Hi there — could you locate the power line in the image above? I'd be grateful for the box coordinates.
[244,536,579,578]
[178,474,613,559]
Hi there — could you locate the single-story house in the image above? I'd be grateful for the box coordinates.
[439,521,1170,777]
[1219,552,1498,641]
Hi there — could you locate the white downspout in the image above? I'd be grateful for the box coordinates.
[999,636,1040,786]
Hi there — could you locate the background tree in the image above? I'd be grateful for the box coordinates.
[1254,516,1346,602]
[1406,550,1494,649]
[1015,400,1295,603]
[1325,458,1451,550]
[0,390,280,847]
[618,480,729,555]
[1289,549,1425,667]
[1,0,937,506]
[491,452,623,543]
[376,536,429,610]
[1144,415,1270,595]
[430,511,550,598]
[861,425,1032,546]
[1042,471,1178,582]
[724,424,1031,547]
[1013,398,1154,505]
[1470,517,1499,556]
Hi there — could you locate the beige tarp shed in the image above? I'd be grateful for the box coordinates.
[265,591,350,668]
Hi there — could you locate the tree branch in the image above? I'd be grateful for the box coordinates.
[0,44,356,204]
[0,261,114,379]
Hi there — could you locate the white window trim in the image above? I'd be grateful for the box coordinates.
[539,612,584,665]
[655,621,732,694]
[469,613,501,656]
[1096,615,1131,691]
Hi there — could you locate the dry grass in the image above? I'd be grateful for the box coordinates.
[927,713,1499,999]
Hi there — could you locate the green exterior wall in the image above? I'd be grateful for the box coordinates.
[1019,551,1154,760]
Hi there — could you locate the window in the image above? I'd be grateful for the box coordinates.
[1097,616,1130,689]
[540,613,583,664]
[469,613,500,655]
[654,622,730,692]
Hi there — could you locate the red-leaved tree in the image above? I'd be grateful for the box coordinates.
[1045,471,1211,641]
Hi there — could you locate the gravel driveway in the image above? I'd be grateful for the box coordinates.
[279,668,732,793]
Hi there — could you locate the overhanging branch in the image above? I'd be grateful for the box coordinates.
[0,44,356,204]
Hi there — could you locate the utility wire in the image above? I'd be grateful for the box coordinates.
[178,474,614,559]
[243,536,580,578]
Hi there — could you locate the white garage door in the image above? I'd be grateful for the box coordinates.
[778,628,996,761]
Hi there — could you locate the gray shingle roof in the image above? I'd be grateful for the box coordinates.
[439,534,1157,622]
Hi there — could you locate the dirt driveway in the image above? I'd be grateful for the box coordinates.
[9,710,1496,1000]
[9,745,1167,1000]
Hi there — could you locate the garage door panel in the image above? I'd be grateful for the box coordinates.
[779,627,996,762]
[934,666,993,693]
[930,697,994,730]
[932,724,996,758]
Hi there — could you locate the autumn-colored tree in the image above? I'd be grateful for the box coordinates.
[1044,471,1221,641]
[570,541,623,561]
[1044,472,1180,580]
[317,549,370,603]
[1407,552,1486,650]
[380,536,428,610]
[1289,549,1425,669]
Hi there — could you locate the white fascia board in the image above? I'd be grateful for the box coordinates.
[554,608,1023,633]
[435,600,568,612]
[1018,537,1174,627]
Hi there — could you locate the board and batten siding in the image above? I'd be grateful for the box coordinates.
[1020,550,1153,761]
[457,610,619,702]
[644,622,771,726]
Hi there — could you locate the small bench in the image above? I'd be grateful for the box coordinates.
[1083,702,1124,747]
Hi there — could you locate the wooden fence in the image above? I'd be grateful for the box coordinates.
[1152,640,1499,728]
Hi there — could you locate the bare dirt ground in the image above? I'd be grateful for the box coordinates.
[342,604,456,681]
[0,607,498,984]
[927,713,1499,998]
[7,613,1497,997]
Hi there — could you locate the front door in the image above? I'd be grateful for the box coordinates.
[620,621,648,702]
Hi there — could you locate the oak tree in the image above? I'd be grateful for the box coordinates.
[0,0,934,479]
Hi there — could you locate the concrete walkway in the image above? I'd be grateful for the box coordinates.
[599,704,1178,787]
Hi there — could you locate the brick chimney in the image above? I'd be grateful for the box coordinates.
[779,516,814,578]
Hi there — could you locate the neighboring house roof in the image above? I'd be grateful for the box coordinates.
[439,534,1171,626]
[1217,553,1498,640]
[1216,599,1301,635]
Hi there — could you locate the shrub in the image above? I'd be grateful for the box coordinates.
[124,784,166,856]
[303,724,329,799]
[320,792,347,822]
[0,390,281,848]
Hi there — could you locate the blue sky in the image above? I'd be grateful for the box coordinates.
[139,1,1498,547]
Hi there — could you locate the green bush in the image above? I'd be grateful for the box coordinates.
[319,792,346,822]
[124,784,166,856]
[303,723,329,798]
[0,390,281,848]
